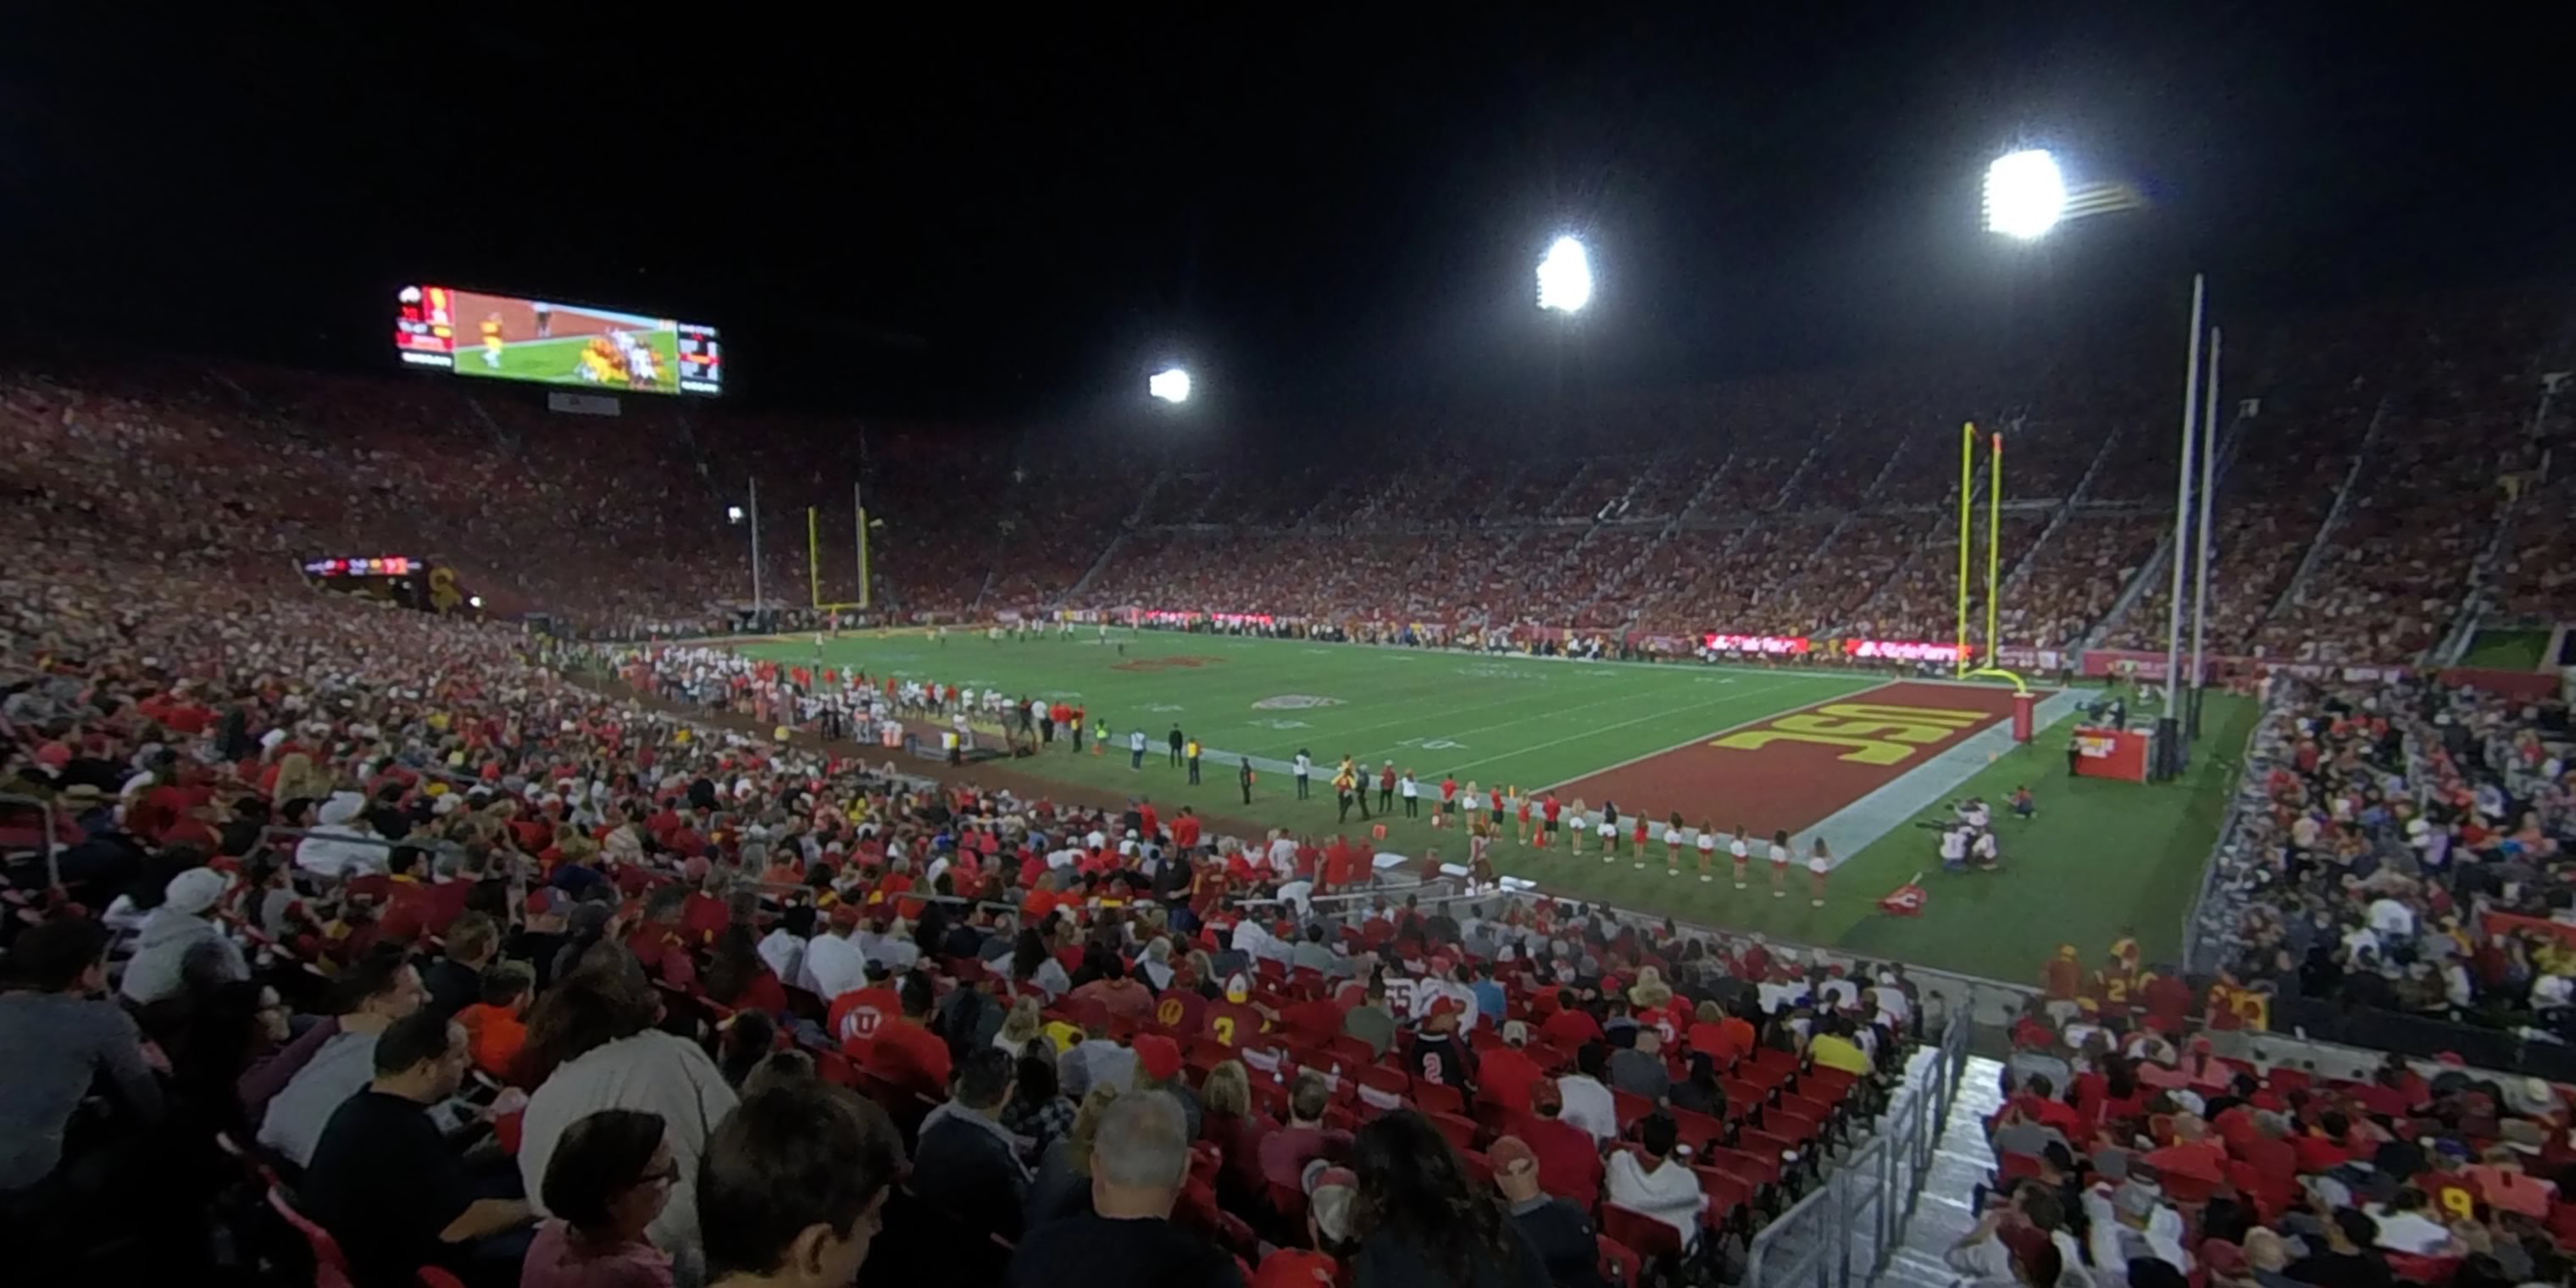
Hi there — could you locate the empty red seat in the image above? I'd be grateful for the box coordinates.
[1602,1202,1687,1263]
[1426,1111,1479,1152]
[1412,1080,1466,1116]
[267,1186,355,1288]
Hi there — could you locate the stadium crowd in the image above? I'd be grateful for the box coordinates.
[0,462,1929,1287]
[1985,959,2576,1288]
[0,280,2567,1288]
[2189,671,2576,1065]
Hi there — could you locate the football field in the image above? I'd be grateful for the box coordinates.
[730,629,2251,981]
[458,329,682,392]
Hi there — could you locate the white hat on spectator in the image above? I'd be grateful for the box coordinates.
[164,867,229,916]
[260,729,289,752]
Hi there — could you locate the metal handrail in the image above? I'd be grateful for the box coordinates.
[1740,1009,1968,1288]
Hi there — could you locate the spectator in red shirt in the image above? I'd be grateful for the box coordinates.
[678,859,732,947]
[868,972,953,1096]
[376,846,447,944]
[1258,1072,1354,1188]
[625,885,697,990]
[1518,1080,1604,1208]
[1071,957,1156,1023]
[1539,991,1603,1049]
[2293,1111,2354,1174]
[1478,1020,1547,1115]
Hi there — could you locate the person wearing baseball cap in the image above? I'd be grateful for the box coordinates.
[798,903,869,999]
[1490,1135,1609,1288]
[120,866,247,1005]
[1250,1163,1360,1288]
[1476,1019,1546,1115]
[1413,995,1479,1094]
[1130,1034,1202,1140]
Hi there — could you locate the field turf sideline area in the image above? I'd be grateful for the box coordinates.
[730,628,2250,981]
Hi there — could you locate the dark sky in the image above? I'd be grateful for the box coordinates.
[3,4,2567,421]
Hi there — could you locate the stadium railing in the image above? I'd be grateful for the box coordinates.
[1742,1008,1971,1288]
[1,791,64,890]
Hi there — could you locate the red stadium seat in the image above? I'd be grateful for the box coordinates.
[1667,1107,1726,1156]
[1598,1236,1643,1287]
[1601,1203,1687,1263]
[1426,1112,1479,1152]
[1612,1088,1655,1135]
[1411,1080,1466,1116]
[267,1186,354,1288]
[1693,1164,1756,1227]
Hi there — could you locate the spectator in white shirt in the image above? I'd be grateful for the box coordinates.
[294,793,384,879]
[2366,897,2418,940]
[757,908,810,985]
[1606,1114,1706,1246]
[1555,1045,1620,1142]
[2368,1188,2456,1255]
[796,905,869,998]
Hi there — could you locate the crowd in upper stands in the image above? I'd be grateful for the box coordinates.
[4,285,2563,663]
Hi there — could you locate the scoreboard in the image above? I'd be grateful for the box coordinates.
[394,284,721,397]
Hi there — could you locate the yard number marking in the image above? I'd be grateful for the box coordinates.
[1707,702,1990,765]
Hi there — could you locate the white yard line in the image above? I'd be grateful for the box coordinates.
[1431,675,1842,776]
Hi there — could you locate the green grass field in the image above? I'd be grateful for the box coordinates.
[2462,627,2556,670]
[731,629,2251,981]
[458,330,682,392]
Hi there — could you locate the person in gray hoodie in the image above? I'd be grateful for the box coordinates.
[119,867,248,1007]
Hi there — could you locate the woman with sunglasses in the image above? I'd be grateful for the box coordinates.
[525,1108,680,1288]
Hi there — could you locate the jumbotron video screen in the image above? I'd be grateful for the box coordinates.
[393,285,721,396]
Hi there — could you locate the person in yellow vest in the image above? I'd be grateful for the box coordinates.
[1185,737,1202,785]
[1093,718,1109,754]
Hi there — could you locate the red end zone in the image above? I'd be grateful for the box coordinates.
[1550,681,2029,836]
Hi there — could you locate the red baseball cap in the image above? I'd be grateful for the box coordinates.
[1134,1034,1183,1082]
[1250,1250,1338,1288]
[1487,1135,1538,1174]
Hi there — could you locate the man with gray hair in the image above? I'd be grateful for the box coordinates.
[1006,1091,1242,1286]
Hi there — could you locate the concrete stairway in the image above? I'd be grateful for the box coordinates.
[1872,1054,2007,1288]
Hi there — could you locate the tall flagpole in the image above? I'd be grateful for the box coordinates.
[2158,275,2206,778]
[2188,326,2222,738]
[1986,431,2003,669]
[1957,423,1974,676]
[747,475,763,613]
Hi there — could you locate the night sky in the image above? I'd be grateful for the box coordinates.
[3,5,2567,421]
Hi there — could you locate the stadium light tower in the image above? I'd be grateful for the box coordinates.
[1537,235,1593,314]
[1148,366,1192,404]
[1983,149,2068,241]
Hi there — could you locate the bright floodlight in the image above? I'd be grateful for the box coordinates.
[1537,236,1593,314]
[1985,149,2068,240]
[725,505,745,522]
[1148,366,1192,403]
